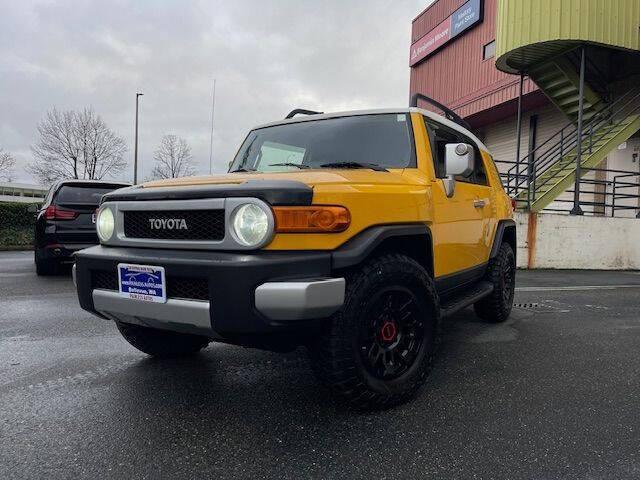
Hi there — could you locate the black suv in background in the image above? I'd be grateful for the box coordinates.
[33,180,130,275]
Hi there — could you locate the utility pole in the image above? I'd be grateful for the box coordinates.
[134,92,144,184]
[208,79,217,175]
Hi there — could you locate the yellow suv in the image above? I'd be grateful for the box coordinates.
[75,97,516,409]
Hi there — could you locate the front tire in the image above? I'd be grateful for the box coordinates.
[309,254,439,410]
[474,242,515,323]
[116,322,210,358]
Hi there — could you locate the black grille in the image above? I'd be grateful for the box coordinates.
[93,270,118,291]
[92,270,209,301]
[169,277,209,301]
[123,210,225,241]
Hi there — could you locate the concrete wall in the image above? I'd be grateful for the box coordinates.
[514,212,640,270]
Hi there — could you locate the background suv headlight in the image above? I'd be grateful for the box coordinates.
[96,206,115,242]
[230,203,270,247]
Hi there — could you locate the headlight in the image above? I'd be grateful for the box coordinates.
[231,203,270,247]
[96,206,115,242]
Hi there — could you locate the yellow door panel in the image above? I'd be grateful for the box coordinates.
[470,183,494,264]
[431,180,487,277]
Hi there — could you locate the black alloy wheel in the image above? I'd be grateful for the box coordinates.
[358,287,425,380]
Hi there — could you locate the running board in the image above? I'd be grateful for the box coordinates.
[440,281,493,318]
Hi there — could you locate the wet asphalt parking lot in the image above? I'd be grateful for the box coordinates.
[2,250,640,479]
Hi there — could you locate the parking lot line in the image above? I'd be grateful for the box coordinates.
[516,285,640,292]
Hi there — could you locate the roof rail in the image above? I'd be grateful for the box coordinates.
[410,93,471,130]
[285,108,323,119]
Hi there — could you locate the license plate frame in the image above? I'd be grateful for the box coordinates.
[117,263,166,303]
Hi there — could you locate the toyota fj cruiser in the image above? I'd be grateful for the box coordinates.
[74,95,516,409]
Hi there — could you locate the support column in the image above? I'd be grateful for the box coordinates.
[570,47,586,215]
[527,114,538,209]
[594,158,607,216]
[515,73,524,198]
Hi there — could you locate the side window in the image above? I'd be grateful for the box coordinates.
[470,147,489,186]
[424,118,488,186]
[424,119,458,179]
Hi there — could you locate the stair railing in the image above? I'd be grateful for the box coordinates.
[531,89,640,199]
[505,88,640,209]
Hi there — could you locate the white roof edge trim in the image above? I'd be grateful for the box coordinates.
[251,107,490,153]
[413,108,489,153]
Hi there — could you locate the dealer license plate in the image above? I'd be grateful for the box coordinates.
[118,263,166,303]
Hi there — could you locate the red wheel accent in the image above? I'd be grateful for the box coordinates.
[380,321,397,342]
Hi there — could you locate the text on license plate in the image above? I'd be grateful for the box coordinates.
[118,263,166,303]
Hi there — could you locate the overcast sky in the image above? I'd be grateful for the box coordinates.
[1,0,432,184]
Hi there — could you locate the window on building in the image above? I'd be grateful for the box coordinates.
[483,40,496,60]
[424,118,488,186]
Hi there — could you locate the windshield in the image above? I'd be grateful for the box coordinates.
[55,185,123,205]
[230,113,415,172]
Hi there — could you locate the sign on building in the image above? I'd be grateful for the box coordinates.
[410,0,483,66]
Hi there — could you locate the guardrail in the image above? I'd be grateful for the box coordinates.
[496,160,640,218]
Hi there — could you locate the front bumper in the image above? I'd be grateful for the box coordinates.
[74,245,345,338]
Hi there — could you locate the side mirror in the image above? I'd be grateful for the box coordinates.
[443,143,475,197]
[27,203,40,214]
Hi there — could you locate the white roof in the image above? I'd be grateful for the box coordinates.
[253,108,489,153]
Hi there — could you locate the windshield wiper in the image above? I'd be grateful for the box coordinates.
[268,163,310,169]
[229,167,256,173]
[320,161,388,172]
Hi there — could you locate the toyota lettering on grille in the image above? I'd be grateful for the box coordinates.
[148,218,189,230]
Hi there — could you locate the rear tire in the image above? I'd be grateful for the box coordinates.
[35,249,59,276]
[309,254,439,410]
[116,322,211,358]
[474,242,515,323]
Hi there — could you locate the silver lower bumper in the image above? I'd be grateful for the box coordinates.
[255,278,345,320]
[92,289,214,336]
[90,277,345,334]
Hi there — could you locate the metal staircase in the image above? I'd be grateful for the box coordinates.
[528,56,604,123]
[493,0,640,215]
[506,88,640,212]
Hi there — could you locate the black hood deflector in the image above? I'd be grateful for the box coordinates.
[102,180,313,206]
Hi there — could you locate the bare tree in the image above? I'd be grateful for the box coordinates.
[150,135,196,179]
[0,149,16,181]
[28,107,127,184]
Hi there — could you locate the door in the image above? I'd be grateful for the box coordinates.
[424,118,493,278]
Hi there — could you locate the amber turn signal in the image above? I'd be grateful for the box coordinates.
[273,206,350,233]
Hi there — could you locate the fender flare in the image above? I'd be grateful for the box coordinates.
[331,224,432,271]
[490,219,517,260]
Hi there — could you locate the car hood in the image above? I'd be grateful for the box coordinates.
[141,169,419,189]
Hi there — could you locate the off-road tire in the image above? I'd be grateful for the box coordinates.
[116,321,211,358]
[309,254,439,410]
[474,242,515,323]
[35,249,59,276]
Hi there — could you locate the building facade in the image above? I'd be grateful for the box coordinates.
[410,0,640,217]
[0,182,47,203]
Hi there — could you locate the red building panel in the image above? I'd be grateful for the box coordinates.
[409,0,543,126]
